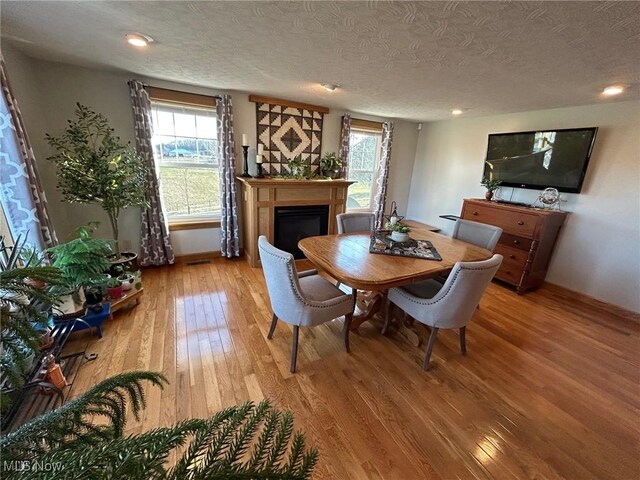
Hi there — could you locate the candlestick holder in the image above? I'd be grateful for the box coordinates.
[255,163,265,178]
[240,145,251,177]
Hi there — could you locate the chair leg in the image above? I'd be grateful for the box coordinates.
[422,327,439,371]
[381,297,392,335]
[343,313,352,353]
[351,288,357,312]
[290,325,300,373]
[460,326,467,355]
[267,314,278,339]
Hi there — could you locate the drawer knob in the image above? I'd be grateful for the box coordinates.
[472,211,478,216]
[513,240,520,245]
[509,255,516,259]
[517,220,524,225]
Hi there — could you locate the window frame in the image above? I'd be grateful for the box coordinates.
[346,123,383,212]
[148,91,221,226]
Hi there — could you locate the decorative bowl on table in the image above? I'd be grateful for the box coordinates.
[390,231,410,242]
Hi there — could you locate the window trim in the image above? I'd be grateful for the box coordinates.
[147,86,217,109]
[346,127,383,212]
[351,118,383,133]
[169,219,221,231]
[150,97,221,221]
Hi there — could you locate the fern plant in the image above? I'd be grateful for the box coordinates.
[46,222,113,291]
[0,372,318,479]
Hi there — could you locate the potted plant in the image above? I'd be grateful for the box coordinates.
[46,223,113,314]
[386,221,412,242]
[46,103,149,264]
[132,270,143,290]
[287,156,304,179]
[287,156,316,179]
[481,177,502,201]
[118,271,135,291]
[106,277,124,300]
[319,152,342,179]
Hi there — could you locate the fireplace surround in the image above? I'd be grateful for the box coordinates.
[237,178,354,267]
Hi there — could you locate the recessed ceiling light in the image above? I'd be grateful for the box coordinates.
[451,109,463,115]
[126,33,153,48]
[602,85,624,96]
[322,83,339,92]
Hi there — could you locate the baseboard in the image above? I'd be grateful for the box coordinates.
[541,282,640,322]
[175,249,245,264]
[175,251,221,263]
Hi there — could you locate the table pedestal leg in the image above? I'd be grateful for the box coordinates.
[383,306,422,347]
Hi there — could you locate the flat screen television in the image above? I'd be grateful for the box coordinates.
[483,127,598,193]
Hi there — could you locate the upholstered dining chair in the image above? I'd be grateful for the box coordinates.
[335,212,375,291]
[258,236,354,373]
[336,212,375,234]
[382,254,503,371]
[452,219,503,252]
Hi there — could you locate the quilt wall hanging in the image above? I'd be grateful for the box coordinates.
[250,95,329,176]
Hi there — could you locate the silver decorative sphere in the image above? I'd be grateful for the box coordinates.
[539,187,560,205]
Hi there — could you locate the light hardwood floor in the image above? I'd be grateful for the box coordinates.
[65,259,640,479]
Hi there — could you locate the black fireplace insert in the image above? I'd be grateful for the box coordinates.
[274,205,329,259]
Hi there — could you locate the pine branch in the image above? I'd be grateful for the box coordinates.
[167,405,239,480]
[0,371,167,459]
[6,419,205,480]
[1,375,318,479]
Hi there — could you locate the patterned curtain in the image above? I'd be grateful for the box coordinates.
[338,114,351,178]
[217,94,240,257]
[373,121,394,230]
[0,55,57,250]
[129,79,175,266]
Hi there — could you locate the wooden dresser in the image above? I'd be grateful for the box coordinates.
[460,199,568,294]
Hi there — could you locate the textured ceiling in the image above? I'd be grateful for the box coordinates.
[1,1,638,121]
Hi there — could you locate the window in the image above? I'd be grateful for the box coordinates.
[346,127,382,210]
[150,101,219,221]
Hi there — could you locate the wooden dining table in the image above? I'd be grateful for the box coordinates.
[298,224,492,337]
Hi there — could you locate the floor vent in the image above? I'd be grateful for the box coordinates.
[186,260,212,266]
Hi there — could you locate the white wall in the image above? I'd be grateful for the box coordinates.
[2,43,418,255]
[407,101,640,312]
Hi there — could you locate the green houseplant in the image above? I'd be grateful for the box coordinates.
[0,372,318,479]
[106,277,124,299]
[286,156,316,180]
[480,177,502,200]
[0,234,66,411]
[319,152,342,179]
[385,221,411,242]
[46,103,149,257]
[46,223,113,311]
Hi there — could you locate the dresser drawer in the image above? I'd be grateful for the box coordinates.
[495,244,529,269]
[495,264,523,285]
[498,233,533,252]
[462,203,538,237]
[494,245,529,285]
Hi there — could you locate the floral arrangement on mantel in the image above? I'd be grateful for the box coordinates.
[275,152,343,180]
